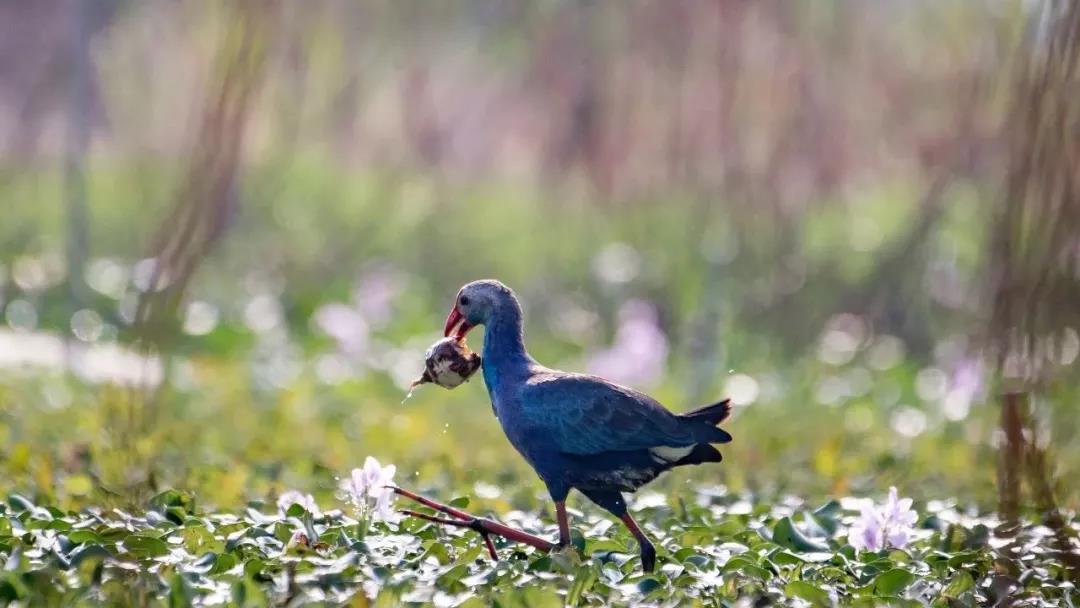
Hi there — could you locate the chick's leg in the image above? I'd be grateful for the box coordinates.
[392,486,555,559]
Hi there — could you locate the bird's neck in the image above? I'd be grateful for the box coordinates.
[481,306,533,392]
[482,307,530,364]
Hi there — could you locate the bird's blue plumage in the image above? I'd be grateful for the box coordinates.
[454,280,732,510]
[520,372,732,454]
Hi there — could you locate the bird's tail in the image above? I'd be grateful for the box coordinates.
[675,443,723,466]
[680,398,733,444]
[681,398,732,425]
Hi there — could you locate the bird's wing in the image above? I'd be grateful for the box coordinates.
[519,373,698,455]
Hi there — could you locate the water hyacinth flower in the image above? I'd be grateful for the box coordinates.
[354,266,405,329]
[848,487,918,552]
[340,456,397,523]
[313,303,369,356]
[587,300,669,388]
[277,490,321,517]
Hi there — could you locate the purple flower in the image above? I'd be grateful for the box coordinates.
[277,490,321,517]
[354,267,405,329]
[849,503,885,552]
[313,304,369,356]
[943,358,984,421]
[340,456,397,522]
[848,487,918,552]
[587,300,669,387]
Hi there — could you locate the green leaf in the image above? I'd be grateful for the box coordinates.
[436,564,470,591]
[244,558,266,580]
[211,552,238,575]
[941,570,974,598]
[419,541,451,565]
[681,553,711,569]
[45,519,72,532]
[636,576,664,594]
[772,517,830,552]
[566,565,597,606]
[873,568,915,596]
[0,576,21,602]
[98,527,131,543]
[722,556,772,580]
[711,519,748,538]
[6,495,35,513]
[813,500,842,521]
[68,544,111,568]
[528,555,554,572]
[808,500,842,536]
[149,490,196,518]
[448,496,470,508]
[124,535,170,558]
[168,572,191,608]
[771,550,806,566]
[785,580,831,606]
[570,528,586,553]
[586,538,628,553]
[67,530,102,545]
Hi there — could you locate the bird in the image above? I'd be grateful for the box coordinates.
[442,279,732,572]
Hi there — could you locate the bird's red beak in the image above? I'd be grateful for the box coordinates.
[443,306,475,340]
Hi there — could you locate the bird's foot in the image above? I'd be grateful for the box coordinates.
[640,542,657,573]
[392,486,556,560]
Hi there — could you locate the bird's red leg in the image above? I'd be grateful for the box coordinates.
[392,486,556,558]
[555,501,571,547]
[620,513,657,573]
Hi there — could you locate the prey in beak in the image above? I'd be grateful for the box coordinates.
[443,306,475,340]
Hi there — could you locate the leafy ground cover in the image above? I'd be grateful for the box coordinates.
[2,168,1078,606]
[2,485,1075,606]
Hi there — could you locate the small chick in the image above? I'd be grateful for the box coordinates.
[411,337,482,389]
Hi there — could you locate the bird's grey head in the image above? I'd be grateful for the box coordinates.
[443,280,520,339]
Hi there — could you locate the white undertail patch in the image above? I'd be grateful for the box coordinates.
[649,445,695,463]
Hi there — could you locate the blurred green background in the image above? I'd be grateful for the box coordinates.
[0,0,1077,517]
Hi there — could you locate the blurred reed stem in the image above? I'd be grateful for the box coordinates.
[101,1,277,500]
[991,0,1080,583]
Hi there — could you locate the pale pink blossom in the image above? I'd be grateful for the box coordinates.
[848,487,918,552]
[587,300,669,388]
[277,490,321,517]
[340,456,397,522]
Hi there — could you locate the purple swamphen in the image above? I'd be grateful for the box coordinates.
[443,280,732,572]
